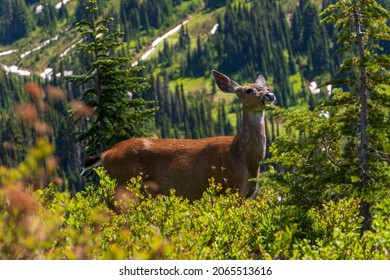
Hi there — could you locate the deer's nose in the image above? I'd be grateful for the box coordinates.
[263,92,276,104]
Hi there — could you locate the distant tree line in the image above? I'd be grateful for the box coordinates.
[119,0,202,41]
[0,0,71,43]
[183,0,336,108]
[2,0,379,192]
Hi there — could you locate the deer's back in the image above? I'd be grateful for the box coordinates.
[101,137,246,200]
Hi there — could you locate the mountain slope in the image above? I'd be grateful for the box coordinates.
[0,0,357,190]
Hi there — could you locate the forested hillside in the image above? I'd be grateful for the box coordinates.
[0,0,345,190]
[0,0,389,260]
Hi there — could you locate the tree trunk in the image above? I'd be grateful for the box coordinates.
[353,0,371,232]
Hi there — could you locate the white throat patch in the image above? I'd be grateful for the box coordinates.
[247,111,264,124]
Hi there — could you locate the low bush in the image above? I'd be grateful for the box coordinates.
[1,167,389,260]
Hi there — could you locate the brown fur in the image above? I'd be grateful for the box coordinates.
[94,70,275,200]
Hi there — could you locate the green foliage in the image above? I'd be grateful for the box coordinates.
[292,197,390,259]
[0,0,36,43]
[36,1,57,33]
[262,88,389,231]
[65,0,157,155]
[262,0,389,233]
[1,168,390,260]
[261,104,355,210]
[1,113,389,260]
[119,0,203,42]
[291,0,334,79]
[184,1,291,77]
[320,0,389,192]
[1,0,389,260]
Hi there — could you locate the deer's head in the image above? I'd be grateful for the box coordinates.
[212,69,275,112]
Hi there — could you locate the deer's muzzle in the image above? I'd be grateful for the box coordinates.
[263,93,276,104]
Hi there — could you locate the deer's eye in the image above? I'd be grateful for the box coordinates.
[245,88,253,94]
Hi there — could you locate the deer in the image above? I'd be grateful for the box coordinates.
[81,70,276,200]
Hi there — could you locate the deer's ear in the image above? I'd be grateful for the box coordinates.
[212,69,241,93]
[255,75,266,88]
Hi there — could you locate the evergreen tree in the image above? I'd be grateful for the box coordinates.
[57,3,69,22]
[65,0,157,156]
[0,0,12,43]
[37,1,57,33]
[205,0,227,9]
[291,0,333,79]
[1,0,35,43]
[75,0,90,23]
[262,0,389,234]
[321,0,390,231]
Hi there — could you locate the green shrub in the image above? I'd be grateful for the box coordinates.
[1,167,389,260]
[292,198,390,260]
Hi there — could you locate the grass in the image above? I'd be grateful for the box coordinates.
[169,76,210,93]
[289,72,303,95]
[140,6,219,84]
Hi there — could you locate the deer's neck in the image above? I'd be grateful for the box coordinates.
[235,109,266,172]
